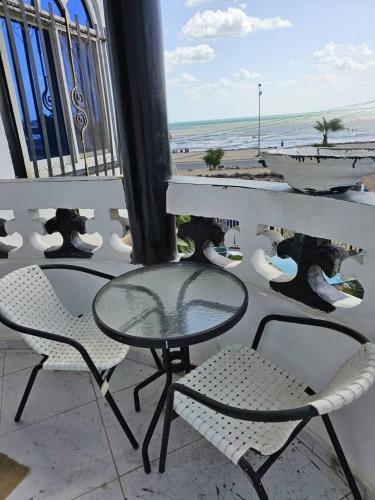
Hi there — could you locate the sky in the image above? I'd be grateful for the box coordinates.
[160,0,375,123]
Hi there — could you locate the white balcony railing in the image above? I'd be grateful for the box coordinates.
[167,175,375,492]
[0,176,135,322]
[0,177,131,262]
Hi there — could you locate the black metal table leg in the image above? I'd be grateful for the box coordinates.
[134,346,192,414]
[150,348,163,369]
[134,368,166,412]
[142,347,172,473]
[181,346,191,373]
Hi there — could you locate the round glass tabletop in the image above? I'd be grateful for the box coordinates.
[93,262,248,348]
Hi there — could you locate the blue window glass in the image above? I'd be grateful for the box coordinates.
[66,0,92,27]
[40,0,64,17]
[0,18,69,161]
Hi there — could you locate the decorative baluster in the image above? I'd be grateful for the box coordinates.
[270,234,355,312]
[44,209,96,259]
[178,216,224,264]
[86,209,132,260]
[251,225,288,283]
[0,218,16,258]
[6,210,47,260]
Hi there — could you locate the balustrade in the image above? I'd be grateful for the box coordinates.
[0,177,131,262]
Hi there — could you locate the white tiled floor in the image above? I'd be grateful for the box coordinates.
[0,348,353,500]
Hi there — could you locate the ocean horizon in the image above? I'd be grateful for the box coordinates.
[169,107,375,152]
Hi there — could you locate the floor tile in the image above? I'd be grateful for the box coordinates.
[0,350,354,500]
[6,339,30,350]
[4,349,42,375]
[0,374,3,428]
[75,479,124,499]
[297,435,351,494]
[0,328,19,341]
[126,347,160,368]
[92,359,157,398]
[98,379,201,476]
[0,401,117,500]
[121,438,348,500]
[0,369,96,436]
[0,350,4,375]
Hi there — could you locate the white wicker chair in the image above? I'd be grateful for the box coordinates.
[159,315,375,500]
[0,264,142,448]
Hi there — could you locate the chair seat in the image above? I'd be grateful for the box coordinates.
[30,313,129,372]
[0,265,129,372]
[174,345,310,464]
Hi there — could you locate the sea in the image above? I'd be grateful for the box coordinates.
[169,107,375,152]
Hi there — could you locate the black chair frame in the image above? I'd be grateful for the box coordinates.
[159,314,368,500]
[0,264,161,450]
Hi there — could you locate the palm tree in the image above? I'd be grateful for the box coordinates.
[203,148,225,170]
[314,117,345,146]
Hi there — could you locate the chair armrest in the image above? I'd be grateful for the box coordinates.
[252,314,368,350]
[169,382,318,423]
[39,264,115,281]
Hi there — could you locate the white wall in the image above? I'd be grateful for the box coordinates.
[0,113,16,179]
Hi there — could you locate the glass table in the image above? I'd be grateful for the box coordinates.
[93,262,248,472]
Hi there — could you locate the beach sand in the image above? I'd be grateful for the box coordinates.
[177,165,272,178]
[174,148,259,171]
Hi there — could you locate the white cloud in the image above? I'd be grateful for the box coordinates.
[314,42,375,71]
[186,0,213,6]
[233,68,260,80]
[169,73,198,87]
[349,43,373,56]
[165,44,215,69]
[181,7,292,39]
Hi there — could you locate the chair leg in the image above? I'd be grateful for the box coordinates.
[92,364,138,450]
[150,348,163,369]
[239,457,269,500]
[158,390,174,473]
[322,415,363,500]
[104,390,139,450]
[257,419,309,478]
[15,356,47,422]
[134,368,166,412]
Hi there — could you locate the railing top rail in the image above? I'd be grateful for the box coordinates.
[168,175,375,208]
[0,176,126,209]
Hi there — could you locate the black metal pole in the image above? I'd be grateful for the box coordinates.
[104,0,176,264]
[257,82,262,156]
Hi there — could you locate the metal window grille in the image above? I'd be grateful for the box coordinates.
[0,0,120,177]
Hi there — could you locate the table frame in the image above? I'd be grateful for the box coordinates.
[92,262,249,472]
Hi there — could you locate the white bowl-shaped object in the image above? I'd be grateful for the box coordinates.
[262,147,375,194]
